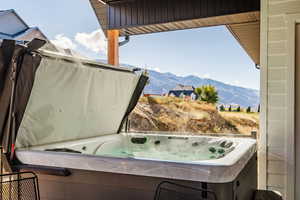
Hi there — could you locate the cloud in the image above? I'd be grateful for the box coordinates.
[51,34,77,50]
[75,29,107,55]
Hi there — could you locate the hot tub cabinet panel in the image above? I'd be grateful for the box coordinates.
[23,153,257,200]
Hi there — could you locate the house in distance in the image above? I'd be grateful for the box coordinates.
[168,84,198,100]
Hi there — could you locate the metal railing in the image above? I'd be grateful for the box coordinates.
[0,147,40,200]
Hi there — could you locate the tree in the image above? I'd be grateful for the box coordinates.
[246,106,251,113]
[236,106,241,112]
[228,105,232,112]
[219,105,225,111]
[195,85,219,104]
[257,104,260,113]
[194,87,202,99]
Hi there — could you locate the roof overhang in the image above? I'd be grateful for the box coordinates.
[116,11,260,37]
[100,0,148,4]
[90,0,108,34]
[227,21,260,65]
[89,0,260,64]
[90,0,260,35]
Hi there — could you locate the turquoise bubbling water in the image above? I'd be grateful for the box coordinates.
[95,134,235,162]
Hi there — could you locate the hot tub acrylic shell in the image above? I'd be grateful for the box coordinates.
[16,133,256,183]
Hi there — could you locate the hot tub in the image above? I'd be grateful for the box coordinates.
[5,48,257,200]
[16,133,257,200]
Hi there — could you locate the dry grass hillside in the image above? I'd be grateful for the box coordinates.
[129,96,259,135]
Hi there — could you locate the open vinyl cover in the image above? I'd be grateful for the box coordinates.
[15,52,141,148]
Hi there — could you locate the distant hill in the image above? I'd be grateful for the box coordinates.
[97,60,260,108]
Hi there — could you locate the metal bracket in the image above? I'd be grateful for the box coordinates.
[119,35,130,47]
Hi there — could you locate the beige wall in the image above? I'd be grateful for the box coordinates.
[295,24,300,200]
[261,0,300,199]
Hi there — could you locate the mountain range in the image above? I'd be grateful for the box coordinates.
[98,60,260,108]
[144,70,259,108]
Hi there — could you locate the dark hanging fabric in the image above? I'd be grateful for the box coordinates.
[14,43,44,139]
[0,40,17,152]
[0,39,45,156]
[117,74,149,133]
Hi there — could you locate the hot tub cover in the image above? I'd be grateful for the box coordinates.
[15,51,146,148]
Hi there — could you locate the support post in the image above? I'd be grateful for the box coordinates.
[107,30,119,66]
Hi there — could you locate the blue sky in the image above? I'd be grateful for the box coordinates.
[1,0,260,90]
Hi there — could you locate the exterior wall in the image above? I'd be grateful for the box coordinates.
[261,0,300,199]
[295,24,300,200]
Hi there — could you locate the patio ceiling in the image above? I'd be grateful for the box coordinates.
[116,11,260,36]
[90,0,260,35]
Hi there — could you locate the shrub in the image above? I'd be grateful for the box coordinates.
[194,87,202,99]
[219,105,225,111]
[246,106,251,113]
[236,106,241,112]
[195,85,219,104]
